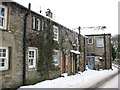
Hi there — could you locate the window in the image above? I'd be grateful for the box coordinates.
[36,19,40,31]
[88,38,93,44]
[53,25,59,41]
[42,21,44,31]
[53,50,59,66]
[0,4,7,29]
[28,47,37,68]
[32,17,40,31]
[0,46,8,70]
[96,38,104,47]
[32,17,35,30]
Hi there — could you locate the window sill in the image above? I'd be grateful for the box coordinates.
[97,46,104,48]
[0,69,8,71]
[28,68,37,71]
[88,43,93,45]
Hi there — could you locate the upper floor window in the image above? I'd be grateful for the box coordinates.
[53,50,59,66]
[41,20,44,31]
[96,38,104,47]
[88,38,93,44]
[32,17,35,30]
[32,17,40,31]
[0,4,7,29]
[36,19,40,31]
[53,25,59,41]
[28,47,37,69]
[0,46,8,71]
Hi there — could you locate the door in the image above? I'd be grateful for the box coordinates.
[62,51,66,73]
[87,56,94,70]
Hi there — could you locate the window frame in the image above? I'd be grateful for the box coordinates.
[88,38,93,44]
[36,19,40,31]
[53,50,59,66]
[42,20,44,31]
[53,25,59,41]
[0,46,8,71]
[32,17,35,30]
[0,4,7,30]
[96,38,104,47]
[32,17,40,31]
[28,47,37,69]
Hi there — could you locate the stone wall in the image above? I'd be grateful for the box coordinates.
[0,2,61,89]
[0,2,87,89]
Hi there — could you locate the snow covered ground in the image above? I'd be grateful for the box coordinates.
[99,73,119,88]
[19,65,118,88]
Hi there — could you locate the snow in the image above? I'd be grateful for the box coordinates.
[70,50,80,55]
[99,73,119,88]
[19,65,118,88]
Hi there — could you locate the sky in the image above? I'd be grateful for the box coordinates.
[14,0,119,36]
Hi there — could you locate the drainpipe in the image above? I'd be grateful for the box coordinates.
[104,33,107,69]
[109,34,112,69]
[84,37,86,71]
[78,26,81,70]
[23,3,31,86]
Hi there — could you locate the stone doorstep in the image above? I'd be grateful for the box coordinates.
[87,71,119,89]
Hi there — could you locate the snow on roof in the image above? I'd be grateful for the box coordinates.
[70,50,80,54]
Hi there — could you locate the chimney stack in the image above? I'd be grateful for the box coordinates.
[46,9,53,18]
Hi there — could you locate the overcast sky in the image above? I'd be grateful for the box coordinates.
[14,0,119,36]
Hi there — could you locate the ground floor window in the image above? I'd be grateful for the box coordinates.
[28,47,37,68]
[0,46,8,71]
[53,50,59,66]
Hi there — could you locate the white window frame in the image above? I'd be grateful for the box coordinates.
[0,4,7,30]
[88,38,93,44]
[53,50,59,66]
[36,19,40,31]
[0,46,8,71]
[32,17,35,30]
[28,47,37,69]
[42,20,44,31]
[96,38,104,47]
[53,25,59,41]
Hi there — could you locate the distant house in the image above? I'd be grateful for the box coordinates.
[0,2,87,89]
[86,34,112,70]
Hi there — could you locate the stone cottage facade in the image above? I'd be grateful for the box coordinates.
[0,2,87,89]
[86,34,112,70]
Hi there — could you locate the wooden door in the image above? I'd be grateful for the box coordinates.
[62,51,66,73]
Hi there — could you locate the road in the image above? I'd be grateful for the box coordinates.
[98,73,120,88]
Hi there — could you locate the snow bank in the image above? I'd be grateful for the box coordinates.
[19,65,118,88]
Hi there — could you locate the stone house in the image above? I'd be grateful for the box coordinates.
[86,34,112,70]
[0,2,87,89]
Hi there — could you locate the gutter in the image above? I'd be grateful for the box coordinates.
[23,3,31,86]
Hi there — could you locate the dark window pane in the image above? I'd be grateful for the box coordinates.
[2,59,5,62]
[0,53,2,57]
[31,59,33,65]
[3,49,6,52]
[2,63,4,66]
[0,49,2,52]
[0,18,4,26]
[3,53,6,57]
[1,8,5,16]
[32,51,34,54]
[29,51,31,55]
